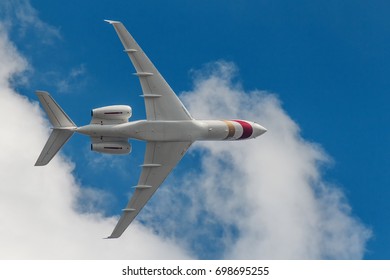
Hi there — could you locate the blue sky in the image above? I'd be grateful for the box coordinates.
[1,0,389,259]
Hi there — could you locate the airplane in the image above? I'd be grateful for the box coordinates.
[34,20,267,238]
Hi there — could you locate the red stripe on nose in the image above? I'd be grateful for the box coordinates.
[232,120,253,139]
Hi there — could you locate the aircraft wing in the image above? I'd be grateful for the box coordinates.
[105,20,192,121]
[107,141,192,238]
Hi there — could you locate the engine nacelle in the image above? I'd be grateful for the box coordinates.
[91,105,132,124]
[91,142,132,155]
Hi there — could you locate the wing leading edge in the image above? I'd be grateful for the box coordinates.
[105,20,192,121]
[107,141,192,238]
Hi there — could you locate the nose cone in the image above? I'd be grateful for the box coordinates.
[252,122,267,138]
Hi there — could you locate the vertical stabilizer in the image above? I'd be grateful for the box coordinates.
[35,91,76,166]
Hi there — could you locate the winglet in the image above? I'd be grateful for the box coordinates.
[104,19,120,24]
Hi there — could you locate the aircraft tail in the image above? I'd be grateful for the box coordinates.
[35,91,77,166]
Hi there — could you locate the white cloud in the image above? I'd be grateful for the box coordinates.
[142,61,371,259]
[0,25,28,88]
[0,20,191,259]
[0,0,61,43]
[56,64,87,93]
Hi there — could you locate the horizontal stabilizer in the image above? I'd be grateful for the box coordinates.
[36,91,76,128]
[35,129,74,166]
[35,90,76,166]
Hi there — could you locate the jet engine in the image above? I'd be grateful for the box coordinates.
[91,105,132,124]
[91,142,132,154]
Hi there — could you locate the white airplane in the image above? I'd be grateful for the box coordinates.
[35,20,267,238]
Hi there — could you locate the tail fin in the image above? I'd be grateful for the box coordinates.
[35,91,77,166]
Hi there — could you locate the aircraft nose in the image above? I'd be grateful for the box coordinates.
[252,123,267,137]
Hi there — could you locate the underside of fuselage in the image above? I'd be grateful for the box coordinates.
[76,119,266,142]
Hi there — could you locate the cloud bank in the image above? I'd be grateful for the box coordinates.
[142,61,371,259]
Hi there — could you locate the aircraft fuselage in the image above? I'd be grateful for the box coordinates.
[76,119,267,142]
